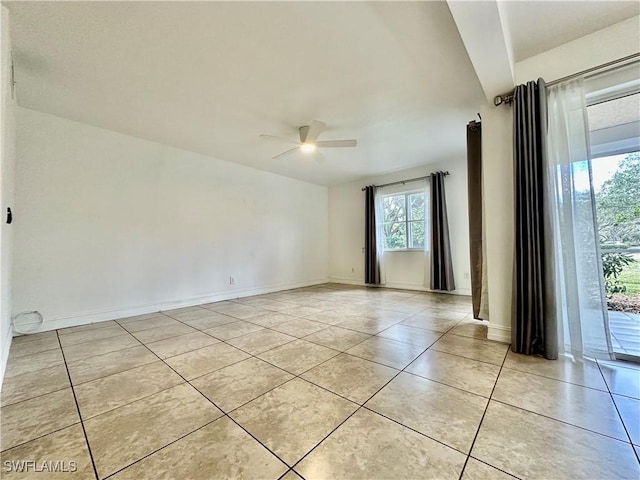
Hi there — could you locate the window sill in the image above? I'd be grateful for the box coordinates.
[383,249,426,253]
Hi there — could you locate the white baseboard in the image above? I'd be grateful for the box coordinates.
[0,331,12,392]
[329,277,472,297]
[488,323,511,344]
[12,278,330,336]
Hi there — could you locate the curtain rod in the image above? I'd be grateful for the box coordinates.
[493,52,640,106]
[361,171,450,191]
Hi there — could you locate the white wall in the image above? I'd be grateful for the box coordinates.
[13,107,329,331]
[480,17,639,343]
[0,6,16,386]
[329,158,471,296]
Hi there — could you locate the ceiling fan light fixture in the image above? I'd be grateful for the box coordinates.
[301,142,316,152]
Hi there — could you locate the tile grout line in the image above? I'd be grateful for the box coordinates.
[595,359,640,463]
[456,344,510,480]
[104,333,297,476]
[54,330,100,480]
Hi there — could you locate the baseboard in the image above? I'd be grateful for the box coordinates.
[487,323,511,344]
[12,278,330,335]
[329,277,472,297]
[0,331,12,392]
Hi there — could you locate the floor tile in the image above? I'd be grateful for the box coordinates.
[431,334,508,366]
[57,320,119,336]
[226,329,296,355]
[282,470,304,480]
[472,401,640,480]
[1,363,70,407]
[109,417,288,480]
[246,312,298,328]
[504,350,607,391]
[118,312,166,324]
[366,372,487,453]
[230,378,358,466]
[191,357,293,412]
[345,336,424,369]
[406,349,500,397]
[145,331,219,359]
[301,353,398,404]
[277,306,326,317]
[63,335,140,363]
[461,458,516,480]
[336,316,398,335]
[67,345,158,385]
[11,330,58,345]
[203,303,266,320]
[164,342,250,380]
[258,339,339,375]
[75,361,184,419]
[376,323,442,348]
[203,321,264,340]
[59,324,129,347]
[119,316,182,333]
[271,318,328,338]
[448,320,488,339]
[8,334,60,358]
[304,311,351,326]
[1,388,80,451]
[400,315,459,333]
[130,323,196,344]
[163,307,216,322]
[180,312,237,330]
[84,383,222,478]
[613,394,640,445]
[303,326,371,351]
[296,408,466,480]
[493,368,627,440]
[4,348,64,380]
[599,362,640,398]
[0,424,94,479]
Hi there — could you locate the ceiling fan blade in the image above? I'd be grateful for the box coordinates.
[304,120,327,143]
[259,134,300,146]
[272,147,300,160]
[315,140,357,148]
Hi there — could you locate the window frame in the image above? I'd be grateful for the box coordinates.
[380,189,427,252]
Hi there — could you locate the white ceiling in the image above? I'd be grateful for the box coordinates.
[8,2,638,187]
[7,1,485,187]
[500,0,640,62]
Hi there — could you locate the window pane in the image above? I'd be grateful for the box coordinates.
[384,222,407,249]
[383,195,406,222]
[408,193,425,221]
[409,220,425,248]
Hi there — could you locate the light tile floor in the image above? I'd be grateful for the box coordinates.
[1,284,639,479]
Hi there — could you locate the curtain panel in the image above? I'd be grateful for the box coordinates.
[467,121,486,319]
[430,172,455,291]
[512,78,558,359]
[364,185,382,285]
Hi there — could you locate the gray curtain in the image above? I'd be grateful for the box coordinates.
[364,186,381,285]
[512,78,558,359]
[430,172,455,291]
[467,121,484,318]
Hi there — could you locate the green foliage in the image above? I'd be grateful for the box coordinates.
[602,252,636,295]
[596,152,640,245]
[382,192,426,250]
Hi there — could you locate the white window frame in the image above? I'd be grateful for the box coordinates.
[381,189,427,252]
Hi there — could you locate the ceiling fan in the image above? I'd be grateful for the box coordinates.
[260,120,357,160]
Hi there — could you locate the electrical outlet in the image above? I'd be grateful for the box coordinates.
[351,267,355,273]
[229,276,235,285]
[464,272,470,280]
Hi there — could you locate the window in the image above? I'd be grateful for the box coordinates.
[381,191,426,250]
